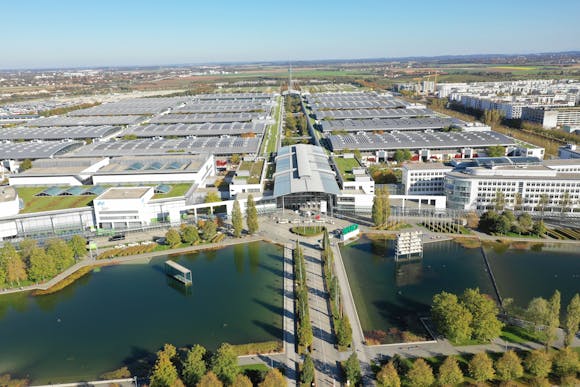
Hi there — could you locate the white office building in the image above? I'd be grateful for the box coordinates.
[445,159,580,213]
[402,163,453,195]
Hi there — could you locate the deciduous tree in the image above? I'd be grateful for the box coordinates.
[46,239,75,272]
[376,361,400,387]
[69,235,87,259]
[150,344,181,387]
[432,292,473,343]
[524,349,552,379]
[437,356,463,386]
[181,225,200,244]
[197,371,223,387]
[259,368,285,387]
[246,194,259,234]
[201,220,217,241]
[495,350,524,381]
[165,228,181,248]
[28,247,56,282]
[564,293,580,347]
[211,343,239,385]
[343,352,361,386]
[232,373,252,387]
[468,352,495,383]
[552,347,580,377]
[461,288,503,342]
[301,354,315,386]
[406,358,434,387]
[231,200,243,238]
[182,344,206,387]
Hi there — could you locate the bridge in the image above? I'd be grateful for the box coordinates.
[165,260,192,285]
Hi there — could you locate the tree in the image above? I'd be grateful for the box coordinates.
[524,349,552,379]
[482,109,503,128]
[343,352,361,386]
[246,194,259,234]
[495,214,511,235]
[478,210,500,233]
[560,191,571,213]
[165,228,181,248]
[46,239,75,272]
[372,188,385,227]
[381,187,391,224]
[486,145,505,157]
[68,235,87,259]
[376,361,400,387]
[431,292,473,343]
[301,354,315,386]
[468,352,495,383]
[337,315,352,348]
[517,213,533,234]
[547,290,561,347]
[182,344,206,387]
[461,288,503,342]
[19,238,38,266]
[393,149,411,163]
[564,294,580,347]
[201,220,217,241]
[150,344,181,387]
[204,191,221,203]
[259,368,285,387]
[532,219,546,236]
[231,200,243,238]
[28,247,56,282]
[493,190,506,211]
[230,154,241,164]
[211,343,239,385]
[552,347,580,377]
[495,350,524,381]
[19,159,32,171]
[437,356,463,386]
[232,374,252,387]
[537,194,549,216]
[181,225,200,244]
[406,358,434,387]
[197,371,223,387]
[0,243,26,286]
[514,192,523,212]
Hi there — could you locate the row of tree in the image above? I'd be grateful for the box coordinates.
[0,235,87,288]
[321,229,352,349]
[231,196,259,238]
[506,291,580,348]
[478,210,546,236]
[372,187,391,228]
[165,221,217,247]
[149,342,285,387]
[376,348,579,387]
[293,242,315,386]
[431,288,503,344]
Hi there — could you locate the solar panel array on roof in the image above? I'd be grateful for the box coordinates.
[66,137,260,157]
[69,98,189,116]
[0,140,83,159]
[194,93,273,100]
[173,101,268,114]
[125,122,266,137]
[149,113,261,124]
[0,125,121,140]
[314,108,435,120]
[27,115,145,127]
[320,117,455,133]
[328,131,516,151]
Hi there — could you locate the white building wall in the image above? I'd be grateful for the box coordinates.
[9,175,84,187]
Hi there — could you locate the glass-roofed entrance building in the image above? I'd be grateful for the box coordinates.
[272,144,340,212]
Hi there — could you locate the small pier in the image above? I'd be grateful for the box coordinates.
[165,260,192,285]
[395,231,423,261]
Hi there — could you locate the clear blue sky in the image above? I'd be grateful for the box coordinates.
[1,0,579,69]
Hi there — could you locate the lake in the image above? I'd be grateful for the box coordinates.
[0,241,283,384]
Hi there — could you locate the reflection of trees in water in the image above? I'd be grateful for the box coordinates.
[0,292,30,318]
[35,271,93,312]
[248,242,260,273]
[204,249,218,262]
[166,277,192,296]
[395,261,423,287]
[233,244,245,273]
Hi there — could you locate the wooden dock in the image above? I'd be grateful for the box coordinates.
[165,260,192,285]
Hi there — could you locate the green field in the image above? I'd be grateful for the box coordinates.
[16,186,96,213]
[261,96,282,155]
[333,157,361,181]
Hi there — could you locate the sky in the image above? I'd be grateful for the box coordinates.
[1,0,579,69]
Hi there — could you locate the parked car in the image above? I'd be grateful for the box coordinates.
[108,233,126,242]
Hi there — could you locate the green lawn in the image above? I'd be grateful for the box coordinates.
[152,183,192,199]
[262,96,282,155]
[239,160,264,184]
[16,186,96,213]
[333,157,361,181]
[290,226,325,236]
[500,324,544,344]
